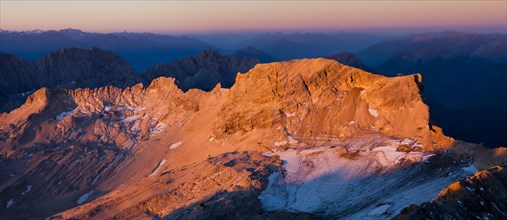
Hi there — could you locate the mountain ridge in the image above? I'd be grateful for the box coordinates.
[2,57,504,219]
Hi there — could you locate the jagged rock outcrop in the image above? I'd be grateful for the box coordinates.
[395,166,507,220]
[0,48,135,112]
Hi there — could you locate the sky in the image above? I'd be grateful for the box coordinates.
[1,1,506,34]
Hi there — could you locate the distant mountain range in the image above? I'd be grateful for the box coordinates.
[0,29,216,72]
[0,47,275,112]
[1,29,506,146]
[142,47,276,91]
[1,30,506,219]
[0,48,136,112]
[229,32,390,60]
[0,29,390,70]
[325,51,373,72]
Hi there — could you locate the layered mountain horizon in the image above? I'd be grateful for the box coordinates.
[1,28,506,219]
[2,29,506,146]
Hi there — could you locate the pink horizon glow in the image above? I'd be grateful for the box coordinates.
[1,1,506,34]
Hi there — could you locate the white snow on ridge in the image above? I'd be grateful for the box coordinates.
[169,142,182,149]
[149,160,167,177]
[76,191,93,205]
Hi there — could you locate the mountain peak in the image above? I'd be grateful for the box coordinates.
[216,58,452,151]
[195,50,223,61]
[58,28,84,33]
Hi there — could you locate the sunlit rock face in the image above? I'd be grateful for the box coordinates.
[215,58,452,151]
[3,58,499,220]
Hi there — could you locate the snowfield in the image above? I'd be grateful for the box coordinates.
[169,142,182,149]
[259,141,475,219]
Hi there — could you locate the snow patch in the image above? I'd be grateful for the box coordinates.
[149,160,166,177]
[122,115,140,123]
[6,199,14,208]
[285,112,296,117]
[422,154,435,163]
[21,185,32,195]
[259,143,453,217]
[400,139,414,145]
[76,191,93,205]
[371,146,406,167]
[368,107,379,118]
[91,173,102,185]
[462,164,479,174]
[274,140,287,147]
[169,142,182,149]
[131,122,141,131]
[367,204,391,216]
[56,108,78,120]
[288,135,298,144]
[151,123,166,134]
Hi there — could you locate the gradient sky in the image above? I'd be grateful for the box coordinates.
[1,1,506,33]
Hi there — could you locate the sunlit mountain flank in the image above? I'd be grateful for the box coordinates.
[1,1,506,219]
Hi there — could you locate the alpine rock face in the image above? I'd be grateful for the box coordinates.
[0,48,270,112]
[0,58,504,219]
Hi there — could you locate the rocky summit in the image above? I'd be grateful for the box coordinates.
[0,58,504,219]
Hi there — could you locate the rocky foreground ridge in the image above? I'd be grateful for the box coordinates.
[0,58,504,219]
[396,165,507,219]
[0,47,271,112]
